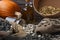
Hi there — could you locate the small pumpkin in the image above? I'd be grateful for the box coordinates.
[0,0,21,18]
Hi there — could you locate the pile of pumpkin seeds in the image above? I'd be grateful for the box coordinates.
[39,6,60,16]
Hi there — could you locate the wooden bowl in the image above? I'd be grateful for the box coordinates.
[33,0,60,18]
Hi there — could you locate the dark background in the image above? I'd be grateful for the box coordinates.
[13,0,43,24]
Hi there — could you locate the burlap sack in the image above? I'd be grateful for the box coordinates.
[35,18,60,33]
[10,22,27,38]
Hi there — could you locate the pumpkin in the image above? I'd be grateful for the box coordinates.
[0,0,21,19]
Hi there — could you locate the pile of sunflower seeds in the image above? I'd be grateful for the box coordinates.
[20,18,60,40]
[0,17,60,40]
[19,33,60,40]
[0,18,11,32]
[23,24,36,34]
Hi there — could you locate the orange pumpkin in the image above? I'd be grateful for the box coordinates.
[0,0,21,19]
